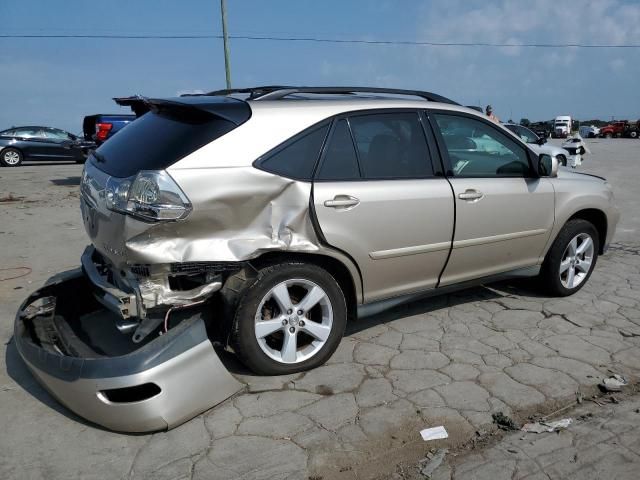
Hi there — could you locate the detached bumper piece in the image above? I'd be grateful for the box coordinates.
[14,269,243,433]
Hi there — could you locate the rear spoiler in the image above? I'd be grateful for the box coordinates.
[113,96,251,125]
[113,96,150,117]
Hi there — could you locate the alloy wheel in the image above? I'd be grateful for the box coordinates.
[559,233,594,289]
[254,279,333,364]
[3,150,20,165]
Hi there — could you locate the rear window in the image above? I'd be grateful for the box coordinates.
[91,110,239,178]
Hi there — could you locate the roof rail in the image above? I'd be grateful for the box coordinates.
[252,87,459,105]
[194,86,296,100]
[196,86,459,105]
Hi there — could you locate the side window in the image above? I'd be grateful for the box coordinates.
[14,128,40,138]
[434,114,531,177]
[44,129,73,140]
[0,129,16,137]
[316,119,360,180]
[349,112,433,179]
[259,124,329,180]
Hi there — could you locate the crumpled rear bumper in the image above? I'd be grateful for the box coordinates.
[14,269,243,433]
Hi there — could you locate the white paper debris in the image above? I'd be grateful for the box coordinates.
[420,426,449,441]
[600,374,628,392]
[522,418,573,433]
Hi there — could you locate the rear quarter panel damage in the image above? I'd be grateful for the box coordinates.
[140,167,321,262]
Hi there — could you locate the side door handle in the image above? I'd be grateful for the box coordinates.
[323,195,360,209]
[458,189,484,201]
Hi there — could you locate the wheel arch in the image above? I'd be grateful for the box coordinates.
[567,208,608,254]
[248,251,360,322]
[1,145,24,156]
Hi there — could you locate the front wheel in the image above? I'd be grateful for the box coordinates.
[539,219,599,296]
[228,262,347,375]
[1,148,23,167]
[557,154,567,167]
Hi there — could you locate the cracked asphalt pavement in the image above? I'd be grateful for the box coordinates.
[1,139,639,480]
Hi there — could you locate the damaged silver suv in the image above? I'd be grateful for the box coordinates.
[15,87,619,432]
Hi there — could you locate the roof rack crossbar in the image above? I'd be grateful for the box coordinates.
[198,86,459,105]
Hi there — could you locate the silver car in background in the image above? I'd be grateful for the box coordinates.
[504,123,570,166]
[15,87,619,432]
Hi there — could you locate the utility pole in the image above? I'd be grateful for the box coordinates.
[220,0,232,89]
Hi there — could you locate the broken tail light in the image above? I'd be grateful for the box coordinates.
[105,170,192,221]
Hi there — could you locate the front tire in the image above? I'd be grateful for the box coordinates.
[1,148,23,167]
[557,154,567,167]
[228,262,347,375]
[539,219,599,296]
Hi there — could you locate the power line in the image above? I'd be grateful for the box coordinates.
[1,33,639,48]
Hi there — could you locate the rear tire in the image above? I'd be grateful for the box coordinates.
[227,262,347,375]
[539,219,599,296]
[1,148,23,167]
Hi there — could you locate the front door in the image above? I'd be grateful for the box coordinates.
[429,111,555,286]
[41,128,78,159]
[313,111,454,302]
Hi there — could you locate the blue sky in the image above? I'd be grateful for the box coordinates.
[1,0,639,132]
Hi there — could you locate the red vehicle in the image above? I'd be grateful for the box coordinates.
[600,121,640,139]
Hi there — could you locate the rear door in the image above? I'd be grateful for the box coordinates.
[313,111,454,302]
[429,111,554,286]
[13,128,47,159]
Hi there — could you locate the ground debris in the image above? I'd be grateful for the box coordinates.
[492,412,520,431]
[0,194,25,203]
[620,330,640,338]
[599,374,628,393]
[420,426,448,441]
[522,418,572,433]
[419,448,448,478]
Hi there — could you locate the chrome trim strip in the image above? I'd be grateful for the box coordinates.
[369,241,452,260]
[452,229,548,249]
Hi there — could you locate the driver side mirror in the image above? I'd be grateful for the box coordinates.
[536,136,547,145]
[538,154,558,177]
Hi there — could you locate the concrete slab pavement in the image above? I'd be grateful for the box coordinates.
[1,139,639,479]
